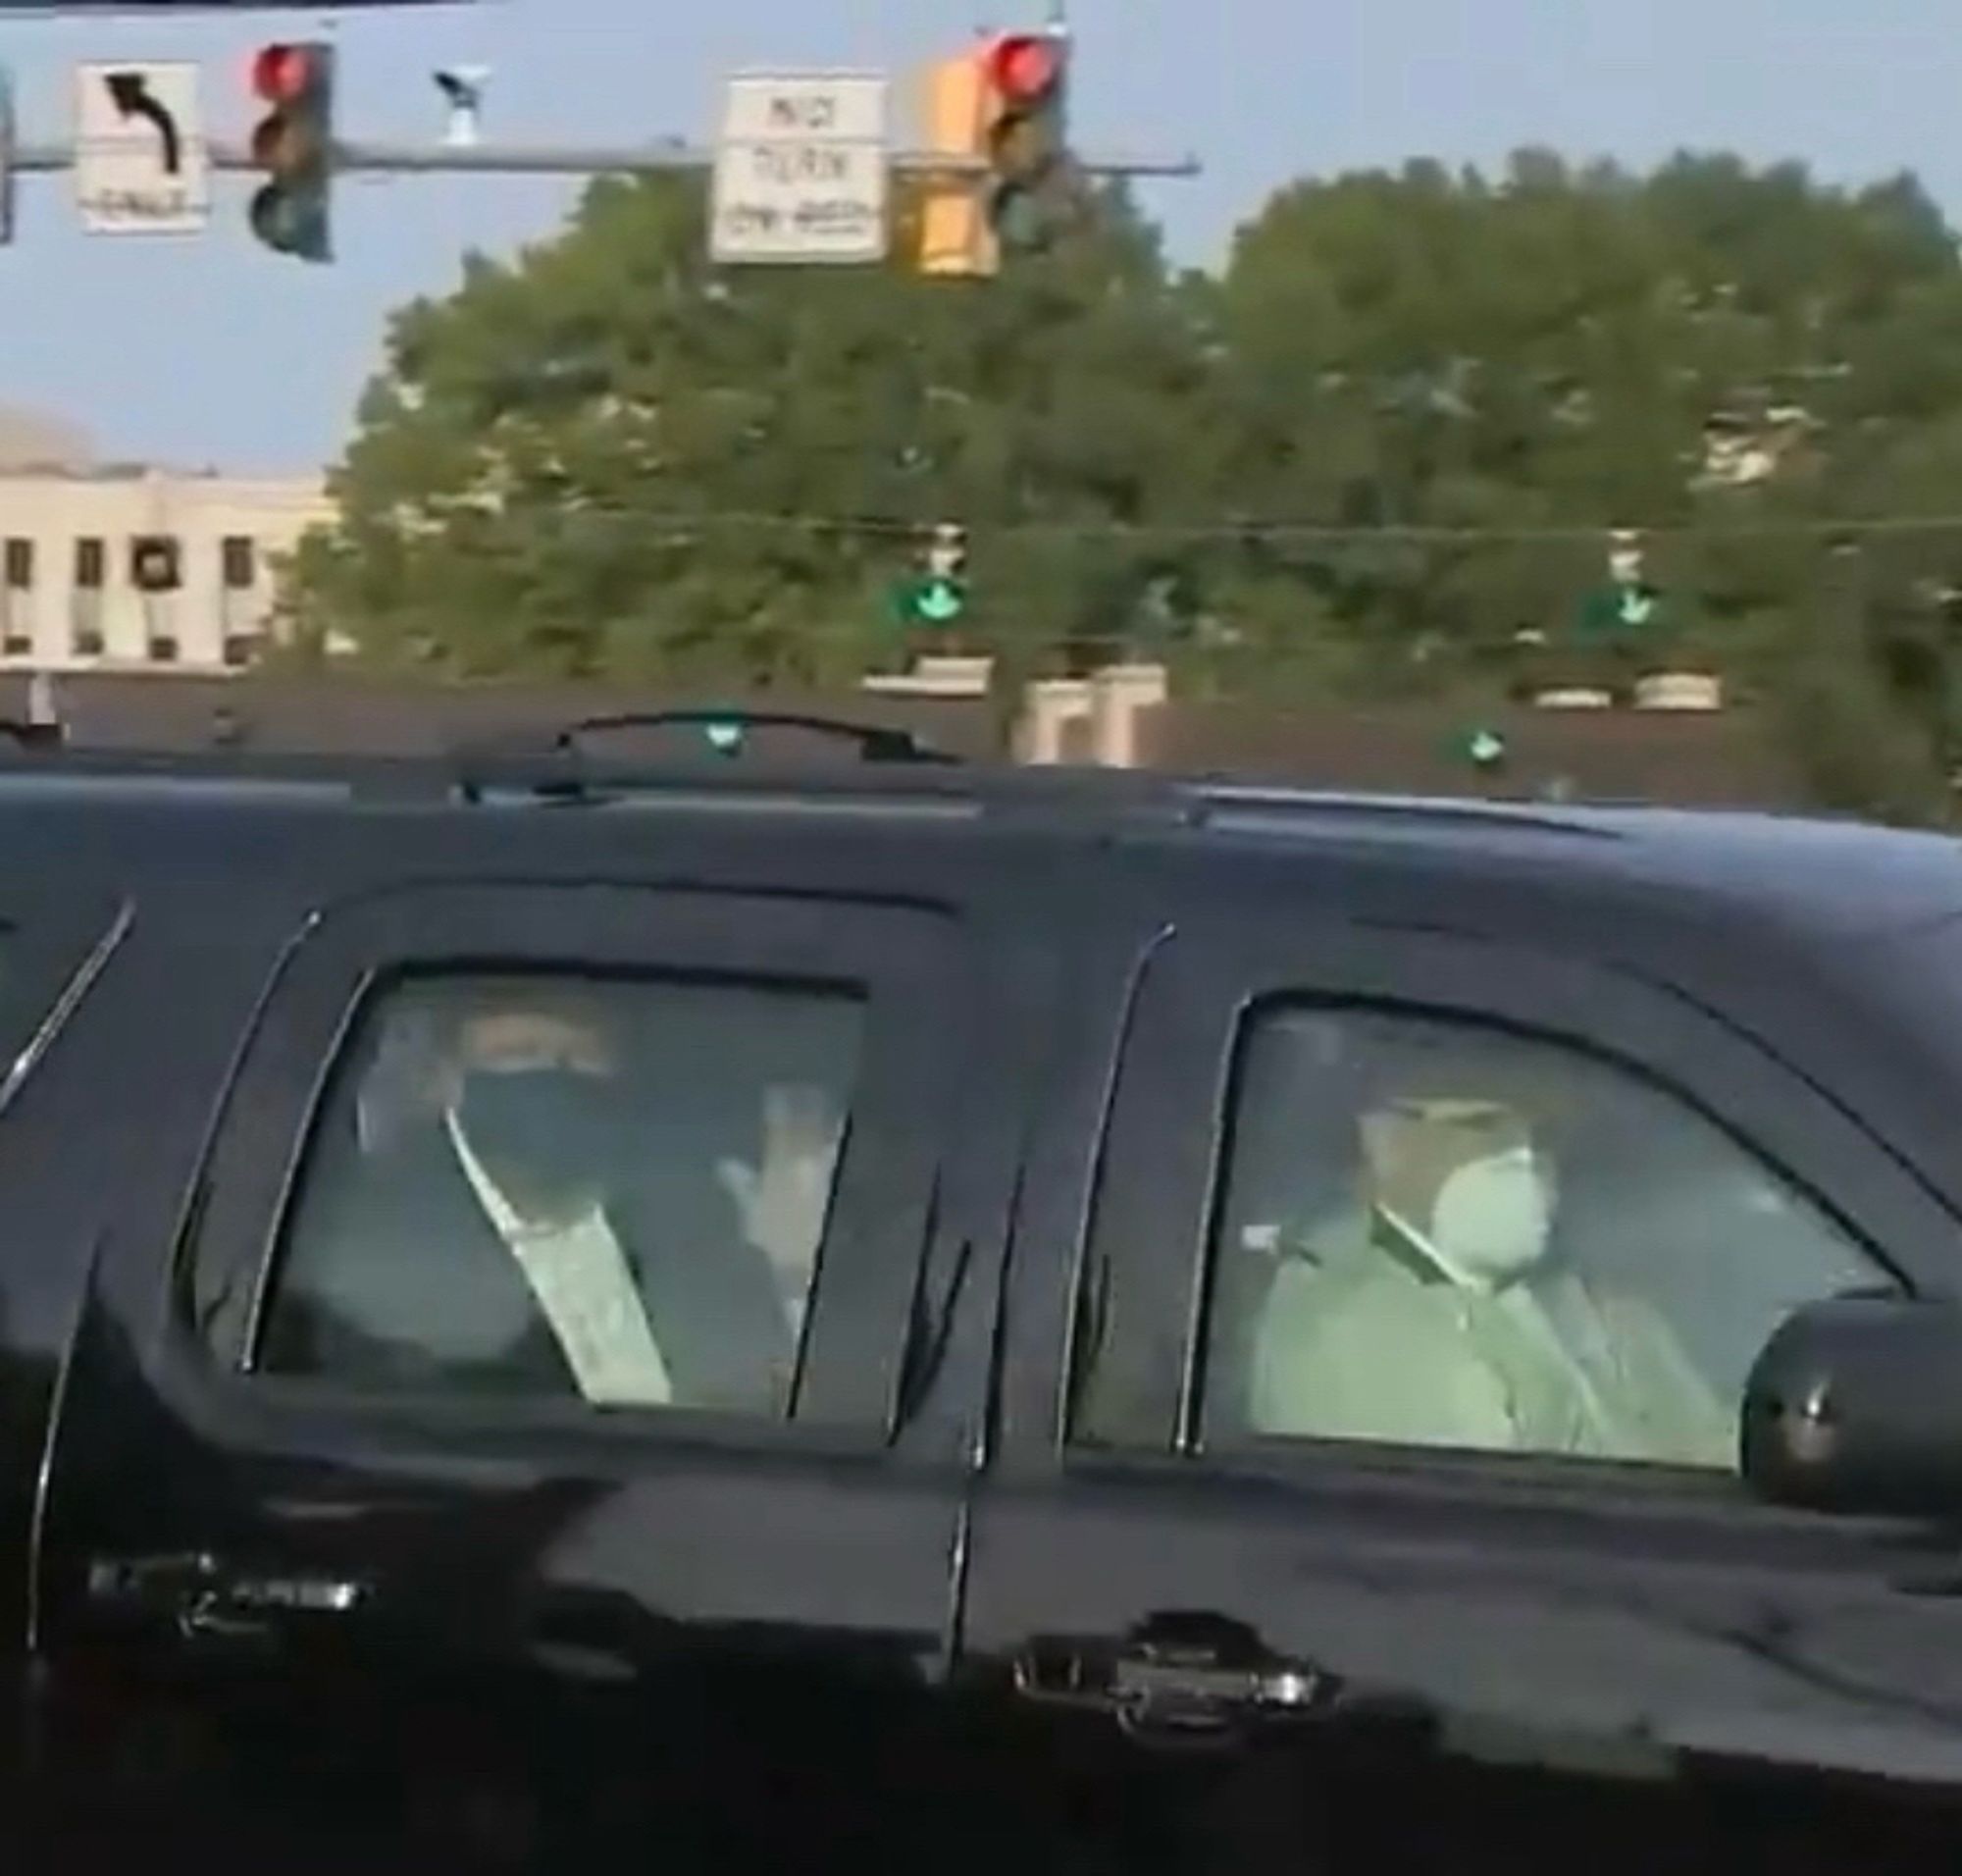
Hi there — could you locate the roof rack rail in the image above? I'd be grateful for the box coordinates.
[552,708,959,765]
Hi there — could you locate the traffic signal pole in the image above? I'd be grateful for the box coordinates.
[1,136,1198,178]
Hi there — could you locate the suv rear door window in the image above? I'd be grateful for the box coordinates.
[262,969,865,1416]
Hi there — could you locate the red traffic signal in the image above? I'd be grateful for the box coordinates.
[251,42,325,104]
[985,32,1060,104]
[247,39,334,261]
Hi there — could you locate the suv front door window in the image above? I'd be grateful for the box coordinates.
[1207,1003,1887,1469]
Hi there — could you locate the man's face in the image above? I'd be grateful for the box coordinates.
[450,1004,621,1223]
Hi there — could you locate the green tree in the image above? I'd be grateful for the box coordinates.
[289,173,1221,685]
[1202,151,1962,806]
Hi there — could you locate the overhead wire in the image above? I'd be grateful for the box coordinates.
[383,506,1962,544]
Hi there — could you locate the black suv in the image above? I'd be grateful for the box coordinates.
[9,717,1962,1869]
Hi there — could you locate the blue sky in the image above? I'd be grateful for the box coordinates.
[2,0,1962,470]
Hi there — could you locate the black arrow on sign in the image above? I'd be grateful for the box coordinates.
[104,72,181,178]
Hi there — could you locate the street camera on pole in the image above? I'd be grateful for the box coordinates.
[433,66,490,148]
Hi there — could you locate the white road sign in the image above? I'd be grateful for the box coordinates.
[75,61,210,234]
[710,71,888,265]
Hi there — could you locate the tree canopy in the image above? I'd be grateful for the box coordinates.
[287,150,1962,814]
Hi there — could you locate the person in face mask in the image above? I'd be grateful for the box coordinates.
[444,991,800,1416]
[1245,1097,1551,1452]
[1419,1133,1732,1467]
[270,985,796,1413]
[1251,1100,1611,1456]
[439,999,676,1407]
[1420,1142,1556,1290]
[446,1006,626,1229]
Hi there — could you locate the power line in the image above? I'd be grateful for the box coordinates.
[368,506,1962,545]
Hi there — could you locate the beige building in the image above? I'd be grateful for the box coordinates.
[0,451,332,675]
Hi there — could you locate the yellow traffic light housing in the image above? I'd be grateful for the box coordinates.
[916,29,1070,278]
[918,49,996,279]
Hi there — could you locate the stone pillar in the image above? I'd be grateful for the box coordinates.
[1088,662,1170,768]
[1018,678,1093,764]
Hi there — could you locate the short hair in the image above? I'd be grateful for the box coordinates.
[433,975,619,1065]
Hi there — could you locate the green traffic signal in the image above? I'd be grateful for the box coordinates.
[1464,727,1507,769]
[248,183,329,262]
[912,576,966,624]
[893,575,967,626]
[1578,582,1661,640]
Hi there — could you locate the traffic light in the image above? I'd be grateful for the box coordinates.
[894,523,968,627]
[980,30,1070,253]
[916,27,1071,277]
[247,41,334,262]
[918,48,995,278]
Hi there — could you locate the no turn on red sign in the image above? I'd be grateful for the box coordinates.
[709,72,889,266]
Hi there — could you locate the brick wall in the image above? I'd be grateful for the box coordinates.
[0,673,1001,762]
[1134,703,1805,807]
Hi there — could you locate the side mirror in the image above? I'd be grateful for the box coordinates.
[1742,1296,1962,1517]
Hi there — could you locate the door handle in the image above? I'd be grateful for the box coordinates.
[88,1550,368,1642]
[1110,1646,1326,1740]
[1015,1614,1333,1746]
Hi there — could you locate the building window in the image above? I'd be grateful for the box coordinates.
[70,537,104,657]
[222,632,261,670]
[147,635,180,664]
[221,536,257,590]
[1,540,32,656]
[130,536,181,593]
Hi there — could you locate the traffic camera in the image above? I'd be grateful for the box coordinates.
[247,41,334,262]
[434,67,490,148]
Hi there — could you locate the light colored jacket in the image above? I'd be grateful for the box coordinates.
[1248,1206,1732,1468]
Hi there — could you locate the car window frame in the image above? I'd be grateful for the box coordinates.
[168,880,969,1450]
[0,888,133,1115]
[1067,913,1960,1481]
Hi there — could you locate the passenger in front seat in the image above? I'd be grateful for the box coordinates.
[1232,1052,1617,1452]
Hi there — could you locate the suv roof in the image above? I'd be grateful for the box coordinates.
[0,741,1954,937]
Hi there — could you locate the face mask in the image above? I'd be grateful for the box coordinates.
[456,1068,617,1217]
[1427,1145,1553,1289]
